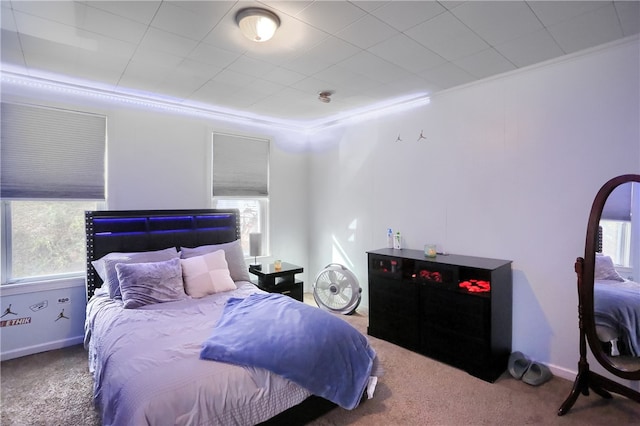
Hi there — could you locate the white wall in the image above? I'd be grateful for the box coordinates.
[1,36,638,388]
[307,37,640,383]
[0,89,310,360]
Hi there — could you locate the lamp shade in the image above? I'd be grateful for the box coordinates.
[249,232,263,257]
[235,8,280,42]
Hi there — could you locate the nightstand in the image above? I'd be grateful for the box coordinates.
[249,262,303,302]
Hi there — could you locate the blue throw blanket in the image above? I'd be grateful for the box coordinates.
[200,293,376,410]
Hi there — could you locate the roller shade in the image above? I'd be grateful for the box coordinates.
[212,132,269,197]
[602,182,632,221]
[1,102,106,199]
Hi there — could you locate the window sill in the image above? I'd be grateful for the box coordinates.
[0,275,85,296]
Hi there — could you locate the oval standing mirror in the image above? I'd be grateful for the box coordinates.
[559,174,640,416]
[592,180,640,375]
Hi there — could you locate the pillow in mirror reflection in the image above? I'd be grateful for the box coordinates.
[595,254,625,282]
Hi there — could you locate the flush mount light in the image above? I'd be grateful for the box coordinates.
[235,8,280,42]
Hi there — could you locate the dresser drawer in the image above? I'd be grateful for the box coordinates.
[369,310,419,350]
[420,286,490,338]
[370,277,418,317]
[421,324,491,368]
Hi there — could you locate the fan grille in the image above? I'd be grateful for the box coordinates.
[313,264,361,314]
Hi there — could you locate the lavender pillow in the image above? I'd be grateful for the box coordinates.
[116,258,187,309]
[180,240,250,282]
[96,248,179,299]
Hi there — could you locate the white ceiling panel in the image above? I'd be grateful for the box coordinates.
[405,11,490,61]
[494,29,565,68]
[295,0,366,34]
[12,10,96,50]
[138,27,199,57]
[187,42,242,69]
[370,1,446,31]
[151,2,217,41]
[527,1,609,27]
[82,1,161,25]
[212,67,257,87]
[419,62,476,89]
[1,1,637,123]
[615,1,640,36]
[335,13,398,49]
[337,50,405,84]
[10,0,85,27]
[451,1,543,46]
[0,29,25,67]
[227,55,278,79]
[261,66,307,86]
[301,36,360,67]
[129,44,184,68]
[367,33,446,73]
[547,3,625,53]
[263,1,315,17]
[454,48,516,79]
[171,58,222,82]
[77,4,148,44]
[189,79,241,104]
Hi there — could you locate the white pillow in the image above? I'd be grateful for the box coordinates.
[180,240,250,282]
[180,250,237,298]
[595,254,625,282]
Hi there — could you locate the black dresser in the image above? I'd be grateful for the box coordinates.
[367,248,512,382]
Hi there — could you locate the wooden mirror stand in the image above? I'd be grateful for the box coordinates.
[559,174,640,415]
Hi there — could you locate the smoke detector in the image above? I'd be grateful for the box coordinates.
[318,91,333,103]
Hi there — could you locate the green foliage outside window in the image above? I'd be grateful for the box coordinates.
[9,201,97,280]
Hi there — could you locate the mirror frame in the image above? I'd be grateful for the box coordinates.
[583,174,640,380]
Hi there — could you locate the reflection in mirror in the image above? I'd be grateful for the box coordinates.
[595,182,640,373]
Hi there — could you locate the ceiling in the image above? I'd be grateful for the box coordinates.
[1,1,639,124]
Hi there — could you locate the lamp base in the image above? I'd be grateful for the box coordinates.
[250,262,262,270]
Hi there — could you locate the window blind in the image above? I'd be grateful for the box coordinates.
[601,183,632,221]
[212,132,269,197]
[1,102,106,199]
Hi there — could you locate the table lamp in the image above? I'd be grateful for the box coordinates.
[249,232,262,270]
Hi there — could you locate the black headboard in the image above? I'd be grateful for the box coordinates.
[85,209,241,299]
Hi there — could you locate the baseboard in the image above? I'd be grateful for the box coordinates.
[0,335,84,361]
[548,363,577,382]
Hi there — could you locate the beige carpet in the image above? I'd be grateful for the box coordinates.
[2,311,640,425]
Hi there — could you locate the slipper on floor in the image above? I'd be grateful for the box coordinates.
[521,362,552,386]
[508,351,531,379]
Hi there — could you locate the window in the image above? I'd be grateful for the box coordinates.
[211,132,269,256]
[600,182,636,270]
[1,103,106,285]
[213,198,267,255]
[600,220,631,268]
[3,200,100,282]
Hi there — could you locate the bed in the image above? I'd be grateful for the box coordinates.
[593,254,640,357]
[83,209,377,425]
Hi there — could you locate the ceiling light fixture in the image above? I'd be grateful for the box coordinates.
[235,8,280,42]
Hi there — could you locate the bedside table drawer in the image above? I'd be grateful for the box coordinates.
[256,279,303,302]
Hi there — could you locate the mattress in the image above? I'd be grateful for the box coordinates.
[84,282,312,425]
